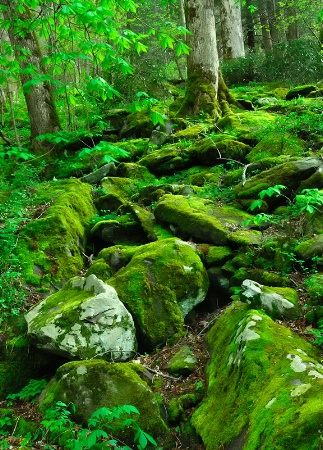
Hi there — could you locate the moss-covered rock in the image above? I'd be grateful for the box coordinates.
[295,234,323,261]
[105,238,209,351]
[246,132,305,162]
[230,267,289,288]
[16,179,96,286]
[138,144,193,175]
[120,110,155,139]
[285,85,317,101]
[25,274,137,361]
[235,157,323,207]
[217,111,276,143]
[305,273,323,305]
[0,318,64,399]
[166,345,198,376]
[90,215,147,246]
[192,302,323,449]
[115,162,157,182]
[39,359,171,446]
[192,134,251,165]
[240,279,299,319]
[154,194,255,246]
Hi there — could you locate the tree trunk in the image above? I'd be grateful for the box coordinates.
[0,0,61,151]
[257,0,273,52]
[178,0,221,118]
[218,0,245,60]
[245,0,256,50]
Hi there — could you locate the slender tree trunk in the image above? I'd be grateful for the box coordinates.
[245,0,256,50]
[218,0,245,59]
[0,0,61,151]
[257,0,273,52]
[179,0,186,28]
[286,7,299,42]
[178,0,220,117]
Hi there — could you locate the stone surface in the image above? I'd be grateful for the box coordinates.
[25,274,137,361]
[167,345,198,376]
[96,238,209,351]
[192,302,323,450]
[39,360,170,444]
[240,279,299,319]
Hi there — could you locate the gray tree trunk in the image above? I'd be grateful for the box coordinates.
[179,0,220,117]
[0,0,61,151]
[218,0,245,59]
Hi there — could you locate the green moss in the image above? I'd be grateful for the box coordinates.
[16,179,96,286]
[171,123,212,141]
[107,238,209,350]
[193,134,251,165]
[246,133,305,162]
[217,111,276,142]
[192,302,323,449]
[39,359,170,444]
[305,274,323,305]
[230,268,289,288]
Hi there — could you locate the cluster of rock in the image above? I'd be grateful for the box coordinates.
[1,83,323,448]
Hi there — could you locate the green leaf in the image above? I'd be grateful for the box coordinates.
[249,199,263,211]
[150,111,167,126]
[175,42,191,56]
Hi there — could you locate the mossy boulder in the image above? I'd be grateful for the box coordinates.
[115,162,157,183]
[235,157,323,206]
[154,194,257,246]
[246,132,305,162]
[90,215,147,246]
[0,318,64,399]
[120,110,155,139]
[138,144,193,175]
[240,279,299,319]
[39,359,171,445]
[166,345,198,376]
[216,111,276,143]
[192,134,251,165]
[171,123,213,141]
[285,85,317,101]
[25,274,137,361]
[192,302,323,449]
[295,234,323,261]
[230,267,289,288]
[16,179,96,286]
[105,238,209,351]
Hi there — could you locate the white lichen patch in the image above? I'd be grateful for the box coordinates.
[183,265,193,272]
[179,288,207,318]
[296,348,308,356]
[265,398,276,408]
[235,320,260,344]
[308,370,323,379]
[251,314,263,321]
[290,383,312,397]
[76,365,88,375]
[287,354,307,372]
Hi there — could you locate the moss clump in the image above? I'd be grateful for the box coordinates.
[107,238,209,351]
[304,274,323,305]
[193,134,251,165]
[192,302,323,449]
[166,345,197,376]
[246,133,305,162]
[217,110,276,143]
[120,110,155,139]
[16,179,96,286]
[39,359,171,445]
[138,143,193,175]
[230,268,289,288]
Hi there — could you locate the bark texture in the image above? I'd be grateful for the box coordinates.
[0,1,61,150]
[219,0,245,59]
[179,0,220,117]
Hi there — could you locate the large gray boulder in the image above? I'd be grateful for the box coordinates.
[25,274,137,361]
[240,279,299,319]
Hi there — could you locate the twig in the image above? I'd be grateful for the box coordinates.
[141,365,181,381]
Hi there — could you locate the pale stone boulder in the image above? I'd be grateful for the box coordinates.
[25,274,137,361]
[240,278,299,319]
